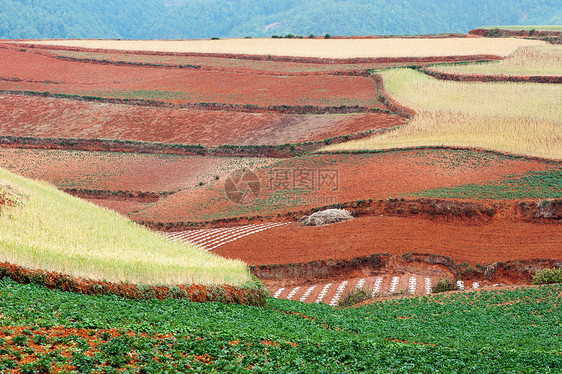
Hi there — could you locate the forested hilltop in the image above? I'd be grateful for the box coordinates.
[0,0,560,39]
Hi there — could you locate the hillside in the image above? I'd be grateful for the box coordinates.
[0,0,560,39]
[0,167,251,286]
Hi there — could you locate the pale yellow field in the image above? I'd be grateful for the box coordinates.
[322,69,562,159]
[0,168,252,286]
[22,38,544,59]
[432,45,562,76]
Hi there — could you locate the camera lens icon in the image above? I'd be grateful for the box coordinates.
[224,169,261,205]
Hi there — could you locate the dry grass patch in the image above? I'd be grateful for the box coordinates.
[322,69,562,159]
[22,38,544,59]
[432,45,562,76]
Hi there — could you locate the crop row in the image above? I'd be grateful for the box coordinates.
[165,222,290,250]
[270,276,454,304]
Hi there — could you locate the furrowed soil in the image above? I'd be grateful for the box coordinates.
[0,94,405,147]
[128,149,557,222]
[0,47,383,108]
[213,216,561,266]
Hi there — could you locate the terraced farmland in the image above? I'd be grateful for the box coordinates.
[0,32,560,372]
[34,48,444,74]
[127,149,557,223]
[0,94,404,147]
[214,215,561,266]
[0,47,384,109]
[0,148,273,193]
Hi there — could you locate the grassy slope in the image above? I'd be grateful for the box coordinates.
[433,45,562,76]
[322,69,562,159]
[0,168,250,286]
[0,279,560,372]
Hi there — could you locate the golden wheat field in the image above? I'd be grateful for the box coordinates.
[25,38,545,58]
[433,45,562,76]
[322,69,562,159]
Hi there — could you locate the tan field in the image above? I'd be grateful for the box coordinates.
[25,37,544,58]
[432,45,562,76]
[322,69,562,159]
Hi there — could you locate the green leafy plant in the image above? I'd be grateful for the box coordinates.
[338,288,373,307]
[431,278,459,293]
[532,268,562,285]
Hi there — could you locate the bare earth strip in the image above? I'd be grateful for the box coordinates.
[213,216,562,266]
[0,148,274,192]
[23,38,544,58]
[0,95,404,147]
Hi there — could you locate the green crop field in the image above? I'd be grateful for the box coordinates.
[413,169,562,199]
[0,279,560,372]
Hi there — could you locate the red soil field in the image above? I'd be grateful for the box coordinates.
[0,47,382,108]
[214,216,562,266]
[0,94,405,147]
[0,148,275,192]
[129,149,556,222]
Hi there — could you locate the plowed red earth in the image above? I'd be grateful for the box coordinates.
[129,149,555,222]
[0,148,275,192]
[0,47,382,108]
[0,95,405,147]
[214,216,561,266]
